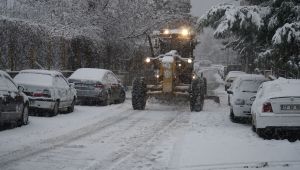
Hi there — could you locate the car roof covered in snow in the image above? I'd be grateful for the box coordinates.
[69,68,110,81]
[262,78,300,99]
[19,69,63,77]
[225,71,246,80]
[236,74,267,81]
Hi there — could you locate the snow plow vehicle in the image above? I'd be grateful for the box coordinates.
[132,28,207,112]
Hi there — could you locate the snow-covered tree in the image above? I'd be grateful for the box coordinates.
[198,0,300,77]
[0,0,193,73]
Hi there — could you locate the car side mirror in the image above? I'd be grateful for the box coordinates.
[227,90,233,95]
[250,96,256,101]
[69,83,75,88]
[18,85,24,93]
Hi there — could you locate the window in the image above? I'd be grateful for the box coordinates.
[14,73,53,87]
[0,75,7,90]
[106,73,118,84]
[55,76,69,88]
[4,76,18,92]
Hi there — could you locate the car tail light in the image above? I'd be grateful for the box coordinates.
[262,102,273,112]
[95,83,104,89]
[33,92,43,97]
[234,99,245,105]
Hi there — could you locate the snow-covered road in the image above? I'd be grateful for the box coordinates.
[0,89,300,170]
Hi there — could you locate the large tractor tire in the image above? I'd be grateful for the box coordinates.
[132,77,147,110]
[190,78,205,112]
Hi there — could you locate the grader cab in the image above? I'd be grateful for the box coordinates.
[132,28,207,112]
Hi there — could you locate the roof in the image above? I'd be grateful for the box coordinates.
[236,74,266,81]
[69,68,110,81]
[226,71,246,80]
[19,69,62,77]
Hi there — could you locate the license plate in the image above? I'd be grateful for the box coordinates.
[281,104,300,111]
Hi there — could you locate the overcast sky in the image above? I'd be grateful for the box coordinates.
[191,0,240,17]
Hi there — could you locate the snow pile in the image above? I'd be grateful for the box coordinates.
[272,22,300,45]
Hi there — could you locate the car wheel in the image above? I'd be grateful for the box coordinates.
[49,101,59,117]
[67,99,75,113]
[117,90,126,104]
[256,128,266,138]
[230,108,238,123]
[101,92,109,106]
[22,104,29,125]
[18,104,29,126]
[251,116,256,132]
[228,95,230,106]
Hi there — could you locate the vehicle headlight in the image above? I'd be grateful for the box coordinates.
[145,57,151,63]
[163,29,170,35]
[188,58,192,64]
[181,29,189,36]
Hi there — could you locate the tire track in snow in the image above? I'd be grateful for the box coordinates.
[168,160,300,170]
[0,108,141,168]
[84,107,190,170]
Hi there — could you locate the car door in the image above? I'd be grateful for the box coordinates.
[1,75,23,120]
[54,75,69,108]
[60,75,73,105]
[107,73,119,100]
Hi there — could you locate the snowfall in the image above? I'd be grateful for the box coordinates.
[0,87,300,170]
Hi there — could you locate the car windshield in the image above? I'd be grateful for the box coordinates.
[14,73,53,87]
[239,80,265,93]
[0,75,7,90]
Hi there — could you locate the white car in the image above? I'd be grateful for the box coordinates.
[14,70,77,116]
[251,78,300,138]
[224,71,246,91]
[228,74,268,122]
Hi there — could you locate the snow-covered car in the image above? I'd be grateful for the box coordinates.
[251,78,300,138]
[0,70,29,126]
[14,70,76,116]
[68,68,126,106]
[224,71,246,91]
[227,74,268,122]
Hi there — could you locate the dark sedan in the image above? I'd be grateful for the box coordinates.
[0,70,29,127]
[68,68,126,106]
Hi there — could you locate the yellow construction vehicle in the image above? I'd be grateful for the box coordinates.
[132,27,207,112]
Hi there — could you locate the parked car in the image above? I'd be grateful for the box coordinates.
[251,78,300,138]
[224,71,246,91]
[14,70,76,116]
[0,70,29,127]
[68,68,126,106]
[227,74,268,122]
